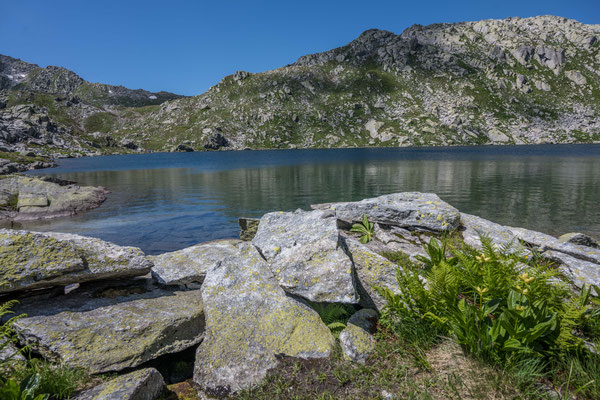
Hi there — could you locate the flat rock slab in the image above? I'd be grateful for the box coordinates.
[460,213,520,249]
[0,175,107,221]
[194,242,335,396]
[340,309,378,363]
[73,368,166,400]
[0,229,152,293]
[343,238,402,311]
[12,283,204,374]
[151,239,241,286]
[252,209,356,303]
[312,192,460,232]
[543,250,600,291]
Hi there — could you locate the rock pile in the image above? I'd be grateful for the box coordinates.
[1,192,599,398]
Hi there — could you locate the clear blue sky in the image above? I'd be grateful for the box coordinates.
[1,0,598,96]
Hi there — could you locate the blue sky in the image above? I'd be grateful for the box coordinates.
[1,0,598,96]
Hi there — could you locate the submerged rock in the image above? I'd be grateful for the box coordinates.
[0,175,107,221]
[193,242,335,396]
[0,229,152,293]
[252,209,356,303]
[340,308,378,363]
[151,239,241,287]
[12,283,204,374]
[312,192,460,233]
[73,368,166,400]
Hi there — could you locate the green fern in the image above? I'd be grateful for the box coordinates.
[309,302,354,336]
[0,301,26,369]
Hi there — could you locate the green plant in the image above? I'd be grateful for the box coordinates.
[309,302,354,337]
[11,360,86,400]
[0,374,48,400]
[350,214,375,244]
[0,301,25,369]
[377,235,595,364]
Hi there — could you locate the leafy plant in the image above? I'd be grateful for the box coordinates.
[309,302,354,337]
[1,301,26,370]
[0,374,48,400]
[10,360,86,400]
[377,235,595,363]
[350,214,375,244]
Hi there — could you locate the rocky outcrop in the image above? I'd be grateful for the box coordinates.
[0,175,107,221]
[12,282,204,374]
[559,232,599,249]
[252,209,356,303]
[150,239,241,287]
[193,242,335,396]
[312,192,461,233]
[73,368,166,400]
[340,309,378,363]
[0,229,152,293]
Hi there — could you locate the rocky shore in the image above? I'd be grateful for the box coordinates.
[0,174,108,222]
[0,192,599,399]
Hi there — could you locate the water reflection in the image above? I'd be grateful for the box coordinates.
[15,145,600,254]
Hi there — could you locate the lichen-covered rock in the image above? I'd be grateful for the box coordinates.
[542,250,600,290]
[0,229,152,293]
[343,238,401,311]
[252,209,356,303]
[12,283,204,374]
[0,175,107,221]
[558,232,599,249]
[151,239,241,286]
[312,192,460,232]
[460,213,520,249]
[340,309,378,363]
[193,242,335,396]
[73,368,166,400]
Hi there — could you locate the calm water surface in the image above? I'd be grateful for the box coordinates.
[18,144,600,255]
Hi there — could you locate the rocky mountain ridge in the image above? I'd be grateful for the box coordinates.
[1,15,600,171]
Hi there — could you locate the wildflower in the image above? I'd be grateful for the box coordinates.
[518,272,534,284]
[476,254,492,263]
[476,286,488,296]
[515,305,525,311]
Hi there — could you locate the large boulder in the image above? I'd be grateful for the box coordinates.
[12,282,204,374]
[252,209,356,303]
[340,309,378,363]
[542,250,600,291]
[343,238,401,311]
[151,239,241,287]
[73,368,166,400]
[460,213,521,249]
[0,229,152,293]
[558,232,599,249]
[193,242,335,396]
[312,192,460,233]
[0,175,107,221]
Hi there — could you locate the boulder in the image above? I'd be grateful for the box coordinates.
[565,70,587,85]
[203,131,230,150]
[558,232,599,249]
[193,242,335,396]
[252,209,356,303]
[312,192,460,233]
[12,283,204,374]
[340,309,378,363]
[73,368,166,400]
[343,238,401,311]
[150,239,241,287]
[542,250,600,291]
[0,229,152,293]
[0,175,107,221]
[460,213,521,250]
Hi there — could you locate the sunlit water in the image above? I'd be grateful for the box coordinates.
[13,144,600,255]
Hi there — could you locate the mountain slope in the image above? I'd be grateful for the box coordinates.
[112,15,600,151]
[0,55,184,172]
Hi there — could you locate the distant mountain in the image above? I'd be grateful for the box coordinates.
[0,55,182,106]
[113,15,600,151]
[1,15,599,172]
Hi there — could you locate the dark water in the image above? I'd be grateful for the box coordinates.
[19,144,600,255]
